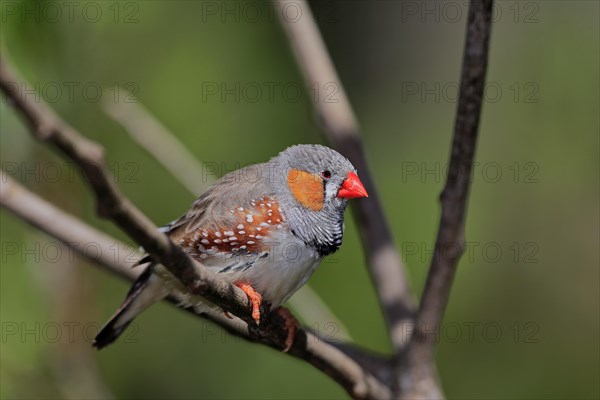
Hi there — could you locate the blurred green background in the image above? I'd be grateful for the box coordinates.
[1,1,598,399]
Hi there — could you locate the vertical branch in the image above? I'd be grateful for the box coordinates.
[400,2,494,397]
[415,0,494,352]
[275,0,416,356]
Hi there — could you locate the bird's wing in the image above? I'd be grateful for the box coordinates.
[160,162,286,272]
[164,162,271,235]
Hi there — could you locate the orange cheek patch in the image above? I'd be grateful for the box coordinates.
[287,169,324,211]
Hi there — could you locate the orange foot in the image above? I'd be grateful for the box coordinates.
[235,282,263,325]
[276,307,299,353]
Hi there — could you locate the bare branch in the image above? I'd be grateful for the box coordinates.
[415,0,494,355]
[0,172,140,279]
[274,0,416,356]
[398,1,494,398]
[102,92,352,341]
[0,59,392,399]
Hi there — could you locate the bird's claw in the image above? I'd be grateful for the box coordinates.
[235,282,263,325]
[276,307,299,352]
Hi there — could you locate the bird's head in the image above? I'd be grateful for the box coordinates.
[269,144,368,256]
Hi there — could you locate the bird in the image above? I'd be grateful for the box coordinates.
[93,144,368,350]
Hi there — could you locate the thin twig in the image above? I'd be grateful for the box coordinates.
[102,91,352,340]
[0,59,392,399]
[415,0,494,356]
[0,172,141,279]
[274,0,416,357]
[398,1,494,398]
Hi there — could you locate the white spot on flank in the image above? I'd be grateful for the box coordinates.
[229,236,238,241]
[238,230,245,235]
[215,232,222,237]
[238,207,244,211]
[240,245,247,250]
[256,235,263,239]
[267,220,272,224]
[202,231,208,237]
[259,222,268,227]
[237,224,244,229]
[201,239,209,244]
[247,241,255,245]
[214,239,222,244]
[224,231,234,236]
[256,227,262,231]
[246,214,253,223]
[230,242,239,246]
[249,234,255,238]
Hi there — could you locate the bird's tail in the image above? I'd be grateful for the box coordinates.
[93,264,168,349]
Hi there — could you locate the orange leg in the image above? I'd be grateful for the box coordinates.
[276,307,299,352]
[235,282,263,325]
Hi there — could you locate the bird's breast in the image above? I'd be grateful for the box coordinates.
[237,228,322,308]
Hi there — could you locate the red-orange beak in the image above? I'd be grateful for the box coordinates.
[337,172,369,199]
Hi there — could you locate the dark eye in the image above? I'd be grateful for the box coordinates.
[321,170,332,179]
